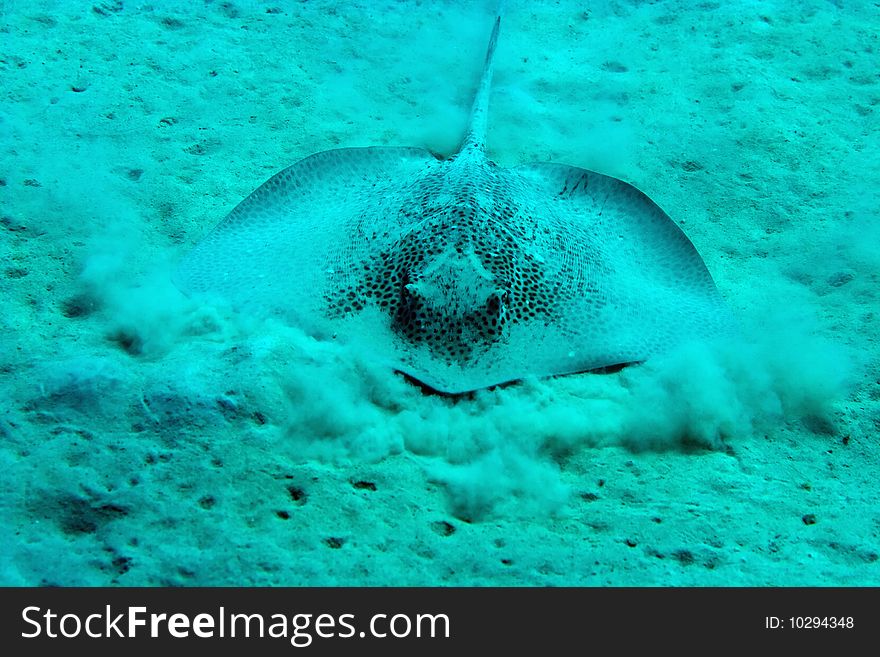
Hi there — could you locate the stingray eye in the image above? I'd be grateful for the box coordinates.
[490,289,510,309]
[399,282,423,316]
[485,292,502,313]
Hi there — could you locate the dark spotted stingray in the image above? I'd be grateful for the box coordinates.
[176,15,731,394]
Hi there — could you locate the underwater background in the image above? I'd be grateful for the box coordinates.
[1,0,878,585]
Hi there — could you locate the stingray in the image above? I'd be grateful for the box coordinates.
[176,15,732,394]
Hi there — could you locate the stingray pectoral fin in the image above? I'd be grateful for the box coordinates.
[175,146,437,328]
[507,162,733,367]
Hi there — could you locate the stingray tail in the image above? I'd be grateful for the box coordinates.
[459,13,501,154]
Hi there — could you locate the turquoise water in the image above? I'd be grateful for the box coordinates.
[1,0,877,586]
